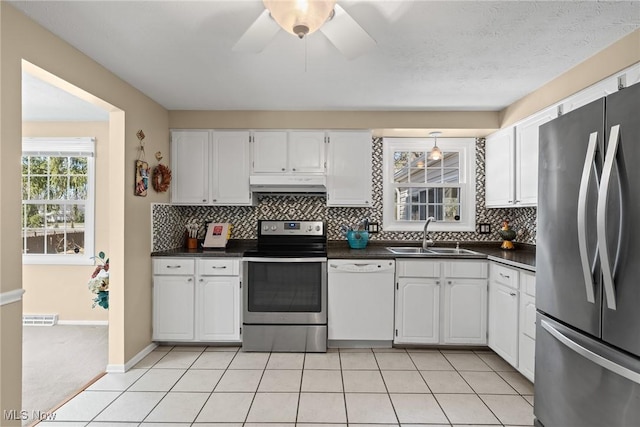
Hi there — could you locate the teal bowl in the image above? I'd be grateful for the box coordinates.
[347,230,369,249]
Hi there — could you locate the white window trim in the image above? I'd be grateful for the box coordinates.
[22,137,96,265]
[382,137,476,232]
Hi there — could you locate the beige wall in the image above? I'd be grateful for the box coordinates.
[501,29,640,127]
[1,2,169,418]
[168,110,500,138]
[21,122,110,322]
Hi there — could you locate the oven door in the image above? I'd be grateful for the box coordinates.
[243,257,327,325]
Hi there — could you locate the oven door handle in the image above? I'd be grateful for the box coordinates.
[243,257,327,263]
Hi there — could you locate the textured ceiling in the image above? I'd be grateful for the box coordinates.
[12,0,640,118]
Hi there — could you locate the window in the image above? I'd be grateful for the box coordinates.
[383,138,476,232]
[22,137,95,264]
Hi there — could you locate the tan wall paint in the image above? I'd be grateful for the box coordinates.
[0,302,23,426]
[21,122,110,322]
[501,29,640,127]
[1,2,169,416]
[168,110,500,137]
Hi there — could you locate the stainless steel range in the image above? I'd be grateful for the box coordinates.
[242,220,327,352]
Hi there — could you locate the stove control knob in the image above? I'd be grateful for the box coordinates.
[271,225,277,231]
[307,225,313,231]
[315,225,321,231]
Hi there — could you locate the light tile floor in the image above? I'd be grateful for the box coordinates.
[38,346,534,426]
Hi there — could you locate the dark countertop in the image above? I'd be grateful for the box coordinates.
[328,241,536,271]
[152,240,536,271]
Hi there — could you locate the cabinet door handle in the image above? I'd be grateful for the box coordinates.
[281,168,286,171]
[292,168,297,171]
[448,280,453,285]
[199,278,203,282]
[166,265,182,269]
[436,280,440,285]
[187,278,193,282]
[510,292,517,296]
[202,199,206,202]
[499,272,510,278]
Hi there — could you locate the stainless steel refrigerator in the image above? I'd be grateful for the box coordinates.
[536,82,640,426]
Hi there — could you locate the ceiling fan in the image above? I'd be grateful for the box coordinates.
[233,0,377,60]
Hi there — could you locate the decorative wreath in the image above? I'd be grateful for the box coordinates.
[152,164,172,193]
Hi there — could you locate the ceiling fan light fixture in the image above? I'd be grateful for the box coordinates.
[428,131,443,161]
[263,0,337,38]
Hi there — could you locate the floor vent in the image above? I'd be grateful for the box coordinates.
[23,314,59,326]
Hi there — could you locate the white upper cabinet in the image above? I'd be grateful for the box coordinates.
[171,130,210,204]
[252,130,326,174]
[289,131,326,173]
[561,76,619,114]
[486,106,557,208]
[211,131,252,205]
[485,127,515,207]
[326,131,372,207]
[171,130,252,205]
[252,131,288,173]
[514,106,558,206]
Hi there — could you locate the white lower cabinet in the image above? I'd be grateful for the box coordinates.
[444,279,488,345]
[153,275,195,341]
[395,260,488,346]
[488,261,536,381]
[518,271,536,382]
[488,278,519,366]
[153,257,241,343]
[396,278,440,344]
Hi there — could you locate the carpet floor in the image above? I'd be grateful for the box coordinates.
[22,324,108,425]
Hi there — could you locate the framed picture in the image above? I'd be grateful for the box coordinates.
[135,160,149,196]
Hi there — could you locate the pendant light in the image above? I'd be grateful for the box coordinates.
[428,131,443,161]
[263,0,337,39]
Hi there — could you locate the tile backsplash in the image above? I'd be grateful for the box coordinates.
[152,138,536,251]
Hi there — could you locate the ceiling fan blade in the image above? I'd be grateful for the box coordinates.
[233,9,280,53]
[320,4,376,60]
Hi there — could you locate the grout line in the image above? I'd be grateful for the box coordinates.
[190,348,236,423]
[373,348,401,425]
[242,351,270,424]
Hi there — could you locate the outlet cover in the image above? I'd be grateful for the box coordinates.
[479,223,491,234]
[367,222,379,234]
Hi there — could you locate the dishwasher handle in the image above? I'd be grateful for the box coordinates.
[329,261,395,273]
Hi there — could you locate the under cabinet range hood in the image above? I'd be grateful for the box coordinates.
[249,174,326,194]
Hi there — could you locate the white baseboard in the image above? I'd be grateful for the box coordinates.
[107,342,158,373]
[57,320,109,326]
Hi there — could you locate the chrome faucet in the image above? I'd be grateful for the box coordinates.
[422,216,435,250]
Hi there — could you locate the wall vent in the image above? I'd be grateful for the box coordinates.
[23,314,59,326]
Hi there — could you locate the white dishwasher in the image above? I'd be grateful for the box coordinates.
[328,259,395,342]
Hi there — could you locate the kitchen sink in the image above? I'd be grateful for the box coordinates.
[385,247,431,255]
[427,247,481,255]
[386,246,485,257]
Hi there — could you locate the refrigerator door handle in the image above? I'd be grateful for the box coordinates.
[597,124,621,310]
[577,131,599,304]
[541,319,640,385]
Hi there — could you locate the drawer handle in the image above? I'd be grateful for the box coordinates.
[499,272,510,278]
[211,266,227,269]
[166,265,182,269]
[510,292,517,297]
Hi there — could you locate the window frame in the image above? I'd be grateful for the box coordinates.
[21,137,96,265]
[382,137,476,232]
